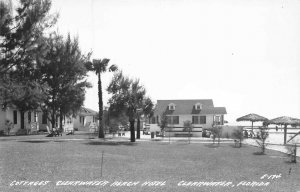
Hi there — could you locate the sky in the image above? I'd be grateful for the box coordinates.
[50,0,300,125]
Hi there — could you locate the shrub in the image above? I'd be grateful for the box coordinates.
[232,127,244,147]
[285,138,298,163]
[210,126,223,146]
[5,119,13,135]
[286,144,297,163]
[0,130,5,136]
[16,129,27,135]
[255,126,269,154]
[183,120,193,144]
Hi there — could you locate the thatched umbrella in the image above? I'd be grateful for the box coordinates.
[268,116,300,144]
[236,113,268,132]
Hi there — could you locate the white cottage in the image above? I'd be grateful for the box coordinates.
[0,106,39,135]
[151,99,227,137]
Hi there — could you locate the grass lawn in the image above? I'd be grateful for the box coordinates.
[0,139,299,192]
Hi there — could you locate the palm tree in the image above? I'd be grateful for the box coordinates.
[136,97,154,139]
[85,59,117,138]
[107,72,148,142]
[127,79,145,142]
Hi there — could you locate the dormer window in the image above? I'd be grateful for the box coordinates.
[168,103,176,111]
[195,103,202,110]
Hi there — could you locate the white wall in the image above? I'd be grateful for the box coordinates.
[152,114,225,137]
[0,110,6,131]
[150,124,160,132]
[63,116,74,132]
[166,114,216,129]
[0,108,37,133]
[74,115,97,131]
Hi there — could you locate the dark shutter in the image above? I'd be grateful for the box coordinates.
[28,112,31,123]
[13,110,17,124]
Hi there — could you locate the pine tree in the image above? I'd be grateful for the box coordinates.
[0,0,57,129]
[38,33,91,129]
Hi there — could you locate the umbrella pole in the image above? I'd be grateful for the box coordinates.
[284,124,287,145]
[251,121,253,132]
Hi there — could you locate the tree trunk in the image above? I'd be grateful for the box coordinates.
[137,115,140,139]
[130,119,135,142]
[51,108,55,130]
[98,72,105,138]
[59,109,63,130]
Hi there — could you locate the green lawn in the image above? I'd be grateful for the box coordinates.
[0,139,299,192]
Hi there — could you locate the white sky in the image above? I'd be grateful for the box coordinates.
[51,0,300,125]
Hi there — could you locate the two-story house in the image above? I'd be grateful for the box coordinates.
[151,99,227,137]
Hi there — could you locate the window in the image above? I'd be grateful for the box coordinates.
[168,103,176,111]
[42,113,47,124]
[173,116,179,124]
[195,103,202,110]
[151,116,156,124]
[28,112,31,123]
[66,117,70,124]
[192,116,205,124]
[215,116,221,125]
[200,116,206,124]
[192,116,199,124]
[167,116,179,125]
[13,110,17,124]
[34,112,37,122]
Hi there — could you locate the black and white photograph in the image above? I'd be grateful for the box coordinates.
[0,0,299,191]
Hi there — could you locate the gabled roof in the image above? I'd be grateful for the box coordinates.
[154,99,226,116]
[79,107,98,116]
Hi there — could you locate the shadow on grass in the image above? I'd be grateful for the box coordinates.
[230,144,243,148]
[85,141,137,146]
[204,144,222,148]
[18,140,51,143]
[151,139,164,142]
[284,160,297,164]
[253,151,266,155]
